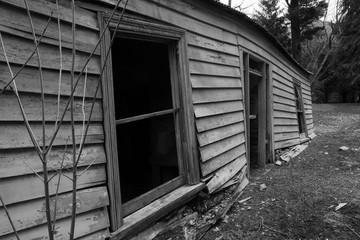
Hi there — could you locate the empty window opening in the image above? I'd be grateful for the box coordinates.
[111,38,179,203]
[293,81,307,137]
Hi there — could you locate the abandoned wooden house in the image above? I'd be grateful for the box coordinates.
[0,0,315,239]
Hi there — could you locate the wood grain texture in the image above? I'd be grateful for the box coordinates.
[274,138,301,149]
[0,165,106,206]
[190,75,241,89]
[199,133,245,162]
[194,101,243,118]
[273,103,296,113]
[0,32,100,74]
[0,187,109,236]
[197,121,244,147]
[195,111,244,132]
[0,63,102,98]
[206,155,246,193]
[192,89,242,104]
[273,95,296,107]
[0,92,103,121]
[274,118,298,126]
[201,144,246,176]
[188,46,240,67]
[274,132,300,142]
[0,144,106,178]
[273,86,296,101]
[274,111,297,119]
[190,61,241,78]
[77,229,110,240]
[0,2,99,53]
[2,208,109,240]
[0,123,104,149]
[187,33,238,56]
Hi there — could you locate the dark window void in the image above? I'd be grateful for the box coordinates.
[112,38,179,203]
[249,75,261,167]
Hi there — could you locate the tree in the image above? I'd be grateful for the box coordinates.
[254,0,291,53]
[285,0,328,62]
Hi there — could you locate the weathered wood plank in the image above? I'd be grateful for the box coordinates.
[305,109,313,115]
[0,32,100,74]
[274,132,300,142]
[0,92,103,121]
[197,121,244,147]
[307,123,314,129]
[0,187,109,236]
[201,144,246,176]
[188,46,240,67]
[195,111,244,132]
[200,133,245,162]
[2,208,109,240]
[0,165,106,206]
[274,118,298,126]
[0,64,102,98]
[187,33,238,56]
[274,110,297,119]
[2,0,99,30]
[190,75,241,89]
[192,89,242,104]
[206,155,246,193]
[194,101,243,118]
[273,103,296,113]
[273,86,295,101]
[190,60,241,78]
[0,144,106,178]
[273,95,296,107]
[77,229,111,240]
[0,123,104,149]
[274,125,299,134]
[0,2,99,53]
[273,78,294,94]
[275,138,301,149]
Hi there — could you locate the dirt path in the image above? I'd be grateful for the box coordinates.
[199,104,360,240]
[155,104,360,240]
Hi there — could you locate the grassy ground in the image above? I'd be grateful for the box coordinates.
[200,103,360,240]
[155,103,360,240]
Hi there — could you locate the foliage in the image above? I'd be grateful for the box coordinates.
[285,0,328,62]
[254,0,291,53]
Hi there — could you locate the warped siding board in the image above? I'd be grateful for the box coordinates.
[305,109,313,115]
[0,32,101,74]
[187,32,239,56]
[308,128,315,135]
[0,23,100,56]
[2,0,99,31]
[195,111,244,132]
[199,133,245,162]
[0,92,103,121]
[2,208,109,240]
[275,138,301,149]
[273,86,295,101]
[197,121,244,147]
[0,144,106,178]
[191,75,242,89]
[0,187,109,236]
[274,110,297,119]
[194,101,243,118]
[206,155,246,193]
[188,45,240,67]
[0,165,106,206]
[273,103,296,113]
[0,64,102,98]
[77,229,110,240]
[201,143,246,176]
[0,123,104,149]
[192,89,242,104]
[307,123,314,130]
[273,79,294,94]
[274,118,298,126]
[273,95,296,107]
[190,61,241,78]
[0,2,100,53]
[274,125,299,134]
[274,132,300,142]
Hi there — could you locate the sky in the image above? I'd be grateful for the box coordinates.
[219,0,338,21]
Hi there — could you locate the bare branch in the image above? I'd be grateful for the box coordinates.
[0,195,20,240]
[22,159,44,182]
[77,158,97,178]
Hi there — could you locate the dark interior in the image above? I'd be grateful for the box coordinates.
[112,37,179,203]
[249,74,261,168]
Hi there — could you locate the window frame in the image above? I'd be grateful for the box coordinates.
[98,13,199,230]
[292,79,308,137]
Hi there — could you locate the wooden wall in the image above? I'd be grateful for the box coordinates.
[0,0,110,239]
[99,0,313,188]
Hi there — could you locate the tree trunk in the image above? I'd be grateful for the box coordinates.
[289,0,302,62]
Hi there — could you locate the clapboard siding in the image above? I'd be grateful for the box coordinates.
[188,45,240,67]
[0,92,103,121]
[192,88,242,104]
[191,75,242,89]
[0,64,102,98]
[190,60,241,78]
[195,111,244,133]
[0,0,109,238]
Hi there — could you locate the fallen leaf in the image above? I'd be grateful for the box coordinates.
[335,203,347,211]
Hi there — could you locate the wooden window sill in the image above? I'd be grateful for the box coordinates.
[110,183,205,240]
